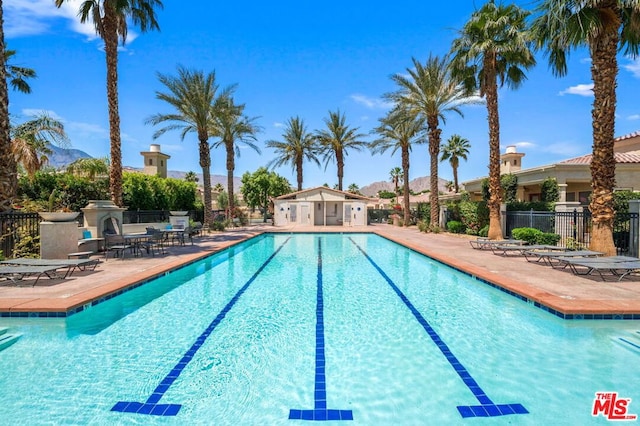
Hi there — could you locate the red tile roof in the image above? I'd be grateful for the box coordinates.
[560,152,640,164]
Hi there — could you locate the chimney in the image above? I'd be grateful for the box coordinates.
[500,145,525,174]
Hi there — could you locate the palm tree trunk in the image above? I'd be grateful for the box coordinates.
[103,8,123,207]
[296,157,303,191]
[588,9,619,256]
[452,159,459,193]
[402,147,410,226]
[336,150,344,191]
[198,138,213,227]
[0,1,17,212]
[427,118,441,228]
[485,58,503,240]
[226,141,234,219]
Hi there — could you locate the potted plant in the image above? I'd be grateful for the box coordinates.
[38,190,80,222]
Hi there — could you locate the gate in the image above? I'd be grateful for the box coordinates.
[0,212,41,258]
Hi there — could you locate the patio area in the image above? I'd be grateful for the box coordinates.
[1,224,639,319]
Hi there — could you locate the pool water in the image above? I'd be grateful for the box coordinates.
[1,233,639,425]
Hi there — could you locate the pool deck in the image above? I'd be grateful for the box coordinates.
[1,224,639,319]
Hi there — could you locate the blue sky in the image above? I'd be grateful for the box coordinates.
[5,0,640,189]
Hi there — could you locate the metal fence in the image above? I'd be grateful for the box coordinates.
[505,210,639,257]
[0,210,205,258]
[0,212,41,258]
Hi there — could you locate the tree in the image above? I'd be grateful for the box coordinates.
[11,113,68,177]
[210,96,261,218]
[146,66,229,228]
[0,1,19,212]
[241,167,291,222]
[184,171,198,182]
[5,49,36,94]
[451,1,535,239]
[386,55,473,228]
[316,110,367,191]
[66,157,110,179]
[531,0,640,256]
[347,183,361,195]
[55,0,163,208]
[389,166,403,204]
[371,108,426,225]
[440,134,470,193]
[266,116,320,191]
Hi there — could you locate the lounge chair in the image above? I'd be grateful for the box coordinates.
[469,238,524,250]
[559,257,640,281]
[0,258,100,278]
[0,265,61,286]
[490,244,565,257]
[523,249,603,267]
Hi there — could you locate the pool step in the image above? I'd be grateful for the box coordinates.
[0,331,21,352]
[0,326,8,336]
[616,332,640,354]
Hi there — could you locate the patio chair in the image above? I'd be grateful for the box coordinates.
[0,258,100,278]
[469,238,523,250]
[0,265,61,286]
[104,233,133,260]
[490,244,565,257]
[141,229,166,256]
[523,250,603,267]
[559,257,640,281]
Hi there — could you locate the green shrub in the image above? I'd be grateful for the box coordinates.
[446,220,465,234]
[417,221,429,232]
[478,225,489,237]
[511,227,542,244]
[210,221,226,231]
[536,232,561,246]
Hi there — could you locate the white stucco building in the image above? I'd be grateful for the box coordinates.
[273,187,374,227]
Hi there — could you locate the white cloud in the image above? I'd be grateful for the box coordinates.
[579,57,592,64]
[628,114,640,121]
[559,84,593,96]
[66,121,108,138]
[5,0,138,44]
[544,142,584,156]
[350,94,393,110]
[623,57,640,78]
[20,108,65,121]
[273,122,284,128]
[511,141,536,149]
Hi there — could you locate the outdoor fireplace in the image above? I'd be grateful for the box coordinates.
[81,200,126,237]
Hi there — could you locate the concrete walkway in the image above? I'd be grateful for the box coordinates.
[1,224,639,319]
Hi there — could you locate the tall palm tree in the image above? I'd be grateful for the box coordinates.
[11,113,68,177]
[386,55,474,228]
[66,157,110,179]
[55,0,163,207]
[316,110,367,191]
[146,66,230,227]
[440,134,471,193]
[266,116,320,191]
[371,108,426,225]
[451,1,535,239]
[210,97,262,218]
[389,166,403,204]
[0,1,18,212]
[532,1,640,256]
[5,49,36,94]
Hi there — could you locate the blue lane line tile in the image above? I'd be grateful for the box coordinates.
[289,238,353,421]
[349,237,527,419]
[112,238,291,417]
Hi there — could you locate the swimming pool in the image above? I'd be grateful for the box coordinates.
[0,233,639,424]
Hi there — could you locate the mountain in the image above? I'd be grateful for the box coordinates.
[46,144,92,168]
[360,176,450,197]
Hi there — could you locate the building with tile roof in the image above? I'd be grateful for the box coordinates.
[462,131,640,206]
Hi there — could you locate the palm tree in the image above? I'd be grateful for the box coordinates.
[371,108,426,225]
[347,183,361,194]
[210,97,262,218]
[146,66,230,228]
[66,157,110,179]
[532,1,639,256]
[11,113,68,177]
[0,2,18,212]
[389,166,403,204]
[5,49,36,94]
[316,110,368,191]
[386,55,474,228]
[55,0,163,207]
[440,134,471,193]
[451,1,535,239]
[266,116,320,191]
